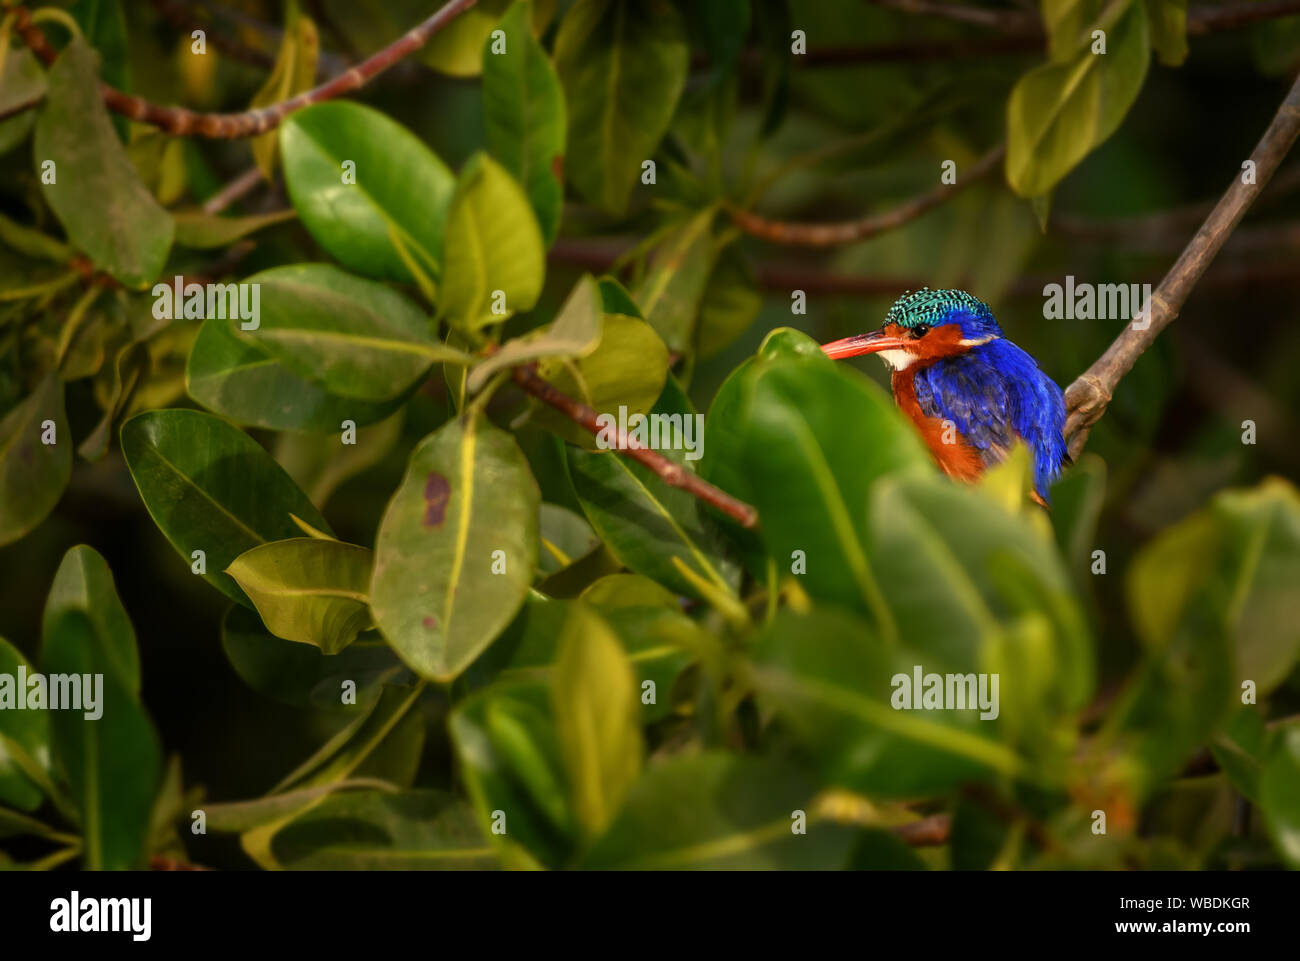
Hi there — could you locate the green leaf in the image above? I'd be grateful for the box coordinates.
[582,753,860,869]
[695,243,762,359]
[0,50,46,118]
[371,412,540,681]
[0,375,71,546]
[1129,479,1300,694]
[240,683,427,867]
[271,789,498,869]
[280,101,455,285]
[467,274,602,393]
[226,538,373,654]
[753,607,1025,797]
[0,638,51,811]
[202,779,399,833]
[553,603,643,839]
[1145,0,1188,66]
[45,609,161,870]
[483,0,567,244]
[530,313,669,447]
[567,376,739,601]
[440,152,546,331]
[1005,1,1149,197]
[702,329,930,620]
[186,315,407,432]
[423,0,516,77]
[555,0,689,215]
[1260,724,1300,868]
[222,605,403,710]
[450,676,574,867]
[273,409,405,507]
[42,545,140,692]
[172,208,297,249]
[35,38,173,287]
[249,11,318,180]
[69,0,130,141]
[633,208,718,352]
[1041,0,1108,61]
[538,503,600,576]
[120,408,333,604]
[236,264,467,402]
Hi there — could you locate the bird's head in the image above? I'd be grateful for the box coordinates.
[822,288,1002,371]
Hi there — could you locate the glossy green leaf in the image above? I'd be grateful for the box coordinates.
[241,683,427,867]
[249,11,318,180]
[755,606,1028,800]
[0,375,71,546]
[553,603,642,838]
[582,753,860,869]
[633,208,717,352]
[45,609,161,870]
[530,313,669,447]
[222,605,404,710]
[1006,1,1149,197]
[0,638,50,811]
[695,244,762,359]
[702,329,930,619]
[450,676,574,867]
[439,152,545,331]
[227,538,373,654]
[555,0,689,215]
[202,779,399,833]
[271,789,498,869]
[236,264,466,402]
[1260,724,1300,868]
[0,50,46,117]
[280,101,455,285]
[186,315,407,432]
[120,408,332,604]
[41,545,140,692]
[538,503,600,576]
[371,412,540,681]
[466,274,601,393]
[483,0,567,243]
[172,208,297,249]
[423,0,517,77]
[273,409,405,507]
[69,0,129,139]
[35,38,173,287]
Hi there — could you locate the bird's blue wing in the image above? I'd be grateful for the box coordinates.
[913,339,1068,499]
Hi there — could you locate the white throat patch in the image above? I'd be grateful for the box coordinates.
[876,349,916,371]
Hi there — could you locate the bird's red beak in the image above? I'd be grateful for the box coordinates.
[821,329,909,359]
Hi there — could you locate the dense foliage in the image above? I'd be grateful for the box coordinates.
[1,0,1299,871]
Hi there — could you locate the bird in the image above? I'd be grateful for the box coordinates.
[820,288,1069,506]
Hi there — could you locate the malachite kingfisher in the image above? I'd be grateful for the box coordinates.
[821,288,1069,506]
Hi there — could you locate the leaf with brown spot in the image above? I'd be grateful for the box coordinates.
[371,412,539,681]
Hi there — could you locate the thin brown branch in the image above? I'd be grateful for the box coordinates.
[512,364,759,530]
[202,166,265,215]
[1064,69,1300,458]
[10,0,478,138]
[728,145,1005,247]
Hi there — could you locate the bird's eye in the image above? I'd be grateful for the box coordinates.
[910,324,931,338]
